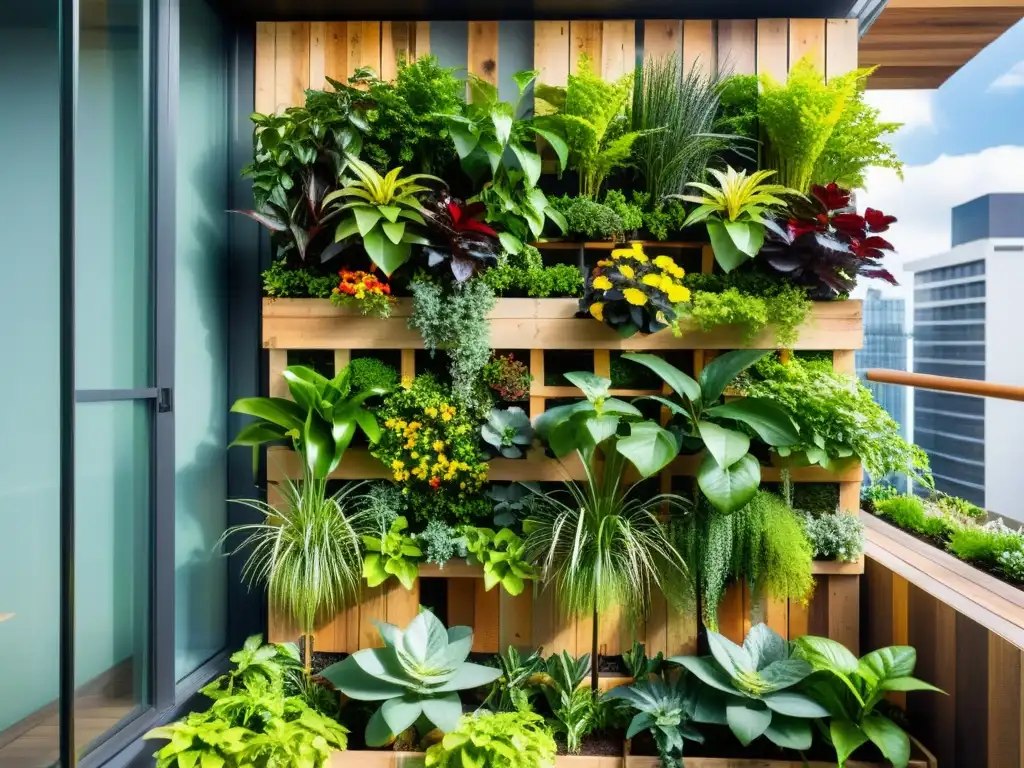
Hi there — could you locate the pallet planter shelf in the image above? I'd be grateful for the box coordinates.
[263,294,866,657]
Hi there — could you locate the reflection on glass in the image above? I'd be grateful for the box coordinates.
[74,401,151,756]
[0,2,61,766]
[75,0,150,390]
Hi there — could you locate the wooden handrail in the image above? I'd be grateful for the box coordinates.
[866,369,1024,402]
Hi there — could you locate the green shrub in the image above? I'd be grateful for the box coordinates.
[262,260,337,299]
[424,711,557,768]
[862,482,899,506]
[603,189,643,233]
[349,357,399,393]
[947,525,1024,568]
[998,550,1024,582]
[874,495,927,528]
[716,74,759,144]
[417,519,465,566]
[803,512,864,562]
[684,283,811,347]
[481,263,584,298]
[936,493,986,521]
[550,195,624,240]
[792,482,840,514]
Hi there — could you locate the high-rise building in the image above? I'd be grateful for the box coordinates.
[904,193,1024,513]
[856,289,909,491]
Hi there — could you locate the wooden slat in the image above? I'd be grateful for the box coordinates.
[717,584,745,644]
[828,575,859,654]
[359,585,387,648]
[807,577,830,636]
[385,581,421,631]
[534,21,571,87]
[987,632,1023,768]
[788,598,810,639]
[447,579,476,629]
[323,22,350,85]
[763,595,790,640]
[531,583,558,650]
[467,21,499,85]
[825,18,858,80]
[255,22,277,114]
[415,22,430,57]
[275,22,311,110]
[682,21,716,77]
[316,609,349,653]
[400,348,416,380]
[500,590,534,651]
[350,21,382,74]
[643,20,682,61]
[908,584,957,767]
[717,20,756,75]
[645,590,669,657]
[381,22,417,81]
[472,582,501,653]
[788,18,825,72]
[268,349,288,398]
[570,21,603,73]
[601,21,636,81]
[576,610,595,660]
[668,599,699,656]
[550,607,578,656]
[756,18,789,81]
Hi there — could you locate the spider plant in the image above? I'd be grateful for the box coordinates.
[222,472,366,665]
[677,166,797,272]
[631,53,746,203]
[523,445,689,691]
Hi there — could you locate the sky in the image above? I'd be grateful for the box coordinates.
[857,18,1024,297]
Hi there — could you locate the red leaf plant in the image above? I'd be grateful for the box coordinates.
[761,183,899,299]
[422,192,502,283]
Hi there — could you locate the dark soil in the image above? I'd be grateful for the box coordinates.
[866,510,1024,593]
[556,729,626,757]
[597,654,630,675]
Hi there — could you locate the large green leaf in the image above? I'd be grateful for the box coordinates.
[353,206,384,237]
[858,646,917,685]
[861,713,911,768]
[878,676,944,694]
[707,219,752,272]
[382,220,406,245]
[380,697,423,737]
[764,715,813,751]
[723,219,765,257]
[622,353,702,404]
[706,399,800,447]
[761,691,830,718]
[363,227,412,276]
[743,624,787,670]
[447,121,480,159]
[229,421,290,447]
[230,396,305,432]
[421,692,463,733]
[831,718,869,766]
[510,143,542,187]
[697,420,750,469]
[532,126,568,170]
[532,400,594,441]
[563,371,611,401]
[697,452,760,514]
[758,658,813,690]
[433,662,502,693]
[672,657,737,696]
[708,631,755,678]
[365,707,394,748]
[726,703,771,746]
[793,635,859,677]
[699,349,772,405]
[617,422,679,478]
[320,654,406,701]
[302,410,336,479]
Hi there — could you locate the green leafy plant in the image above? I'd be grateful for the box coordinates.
[739,354,933,486]
[622,641,665,682]
[482,262,584,298]
[683,282,811,348]
[678,166,796,272]
[361,482,405,528]
[145,638,348,768]
[632,53,742,202]
[862,482,900,507]
[483,354,533,402]
[605,676,703,767]
[230,363,382,479]
[409,278,497,413]
[716,74,759,147]
[604,189,643,233]
[804,511,865,562]
[362,515,422,590]
[999,550,1024,581]
[673,491,814,630]
[539,652,596,753]
[350,357,399,393]
[417,519,466,567]
[463,527,538,596]
[482,646,546,714]
[321,611,502,746]
[633,192,688,241]
[625,350,799,513]
[424,711,557,768]
[936,493,986,521]
[550,195,624,240]
[674,624,829,750]
[873,495,952,540]
[261,260,339,298]
[794,636,943,767]
[361,56,465,176]
[488,482,539,527]
[946,521,1024,569]
[482,406,534,459]
[446,71,568,253]
[223,477,365,645]
[325,153,441,275]
[537,55,648,199]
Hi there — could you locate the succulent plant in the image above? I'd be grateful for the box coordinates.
[320,611,502,746]
[487,482,540,527]
[482,406,534,459]
[605,676,703,767]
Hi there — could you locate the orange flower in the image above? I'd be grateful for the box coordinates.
[429,476,441,489]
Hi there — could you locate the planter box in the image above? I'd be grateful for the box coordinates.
[262,298,863,352]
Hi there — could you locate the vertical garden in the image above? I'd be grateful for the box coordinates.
[145,18,956,768]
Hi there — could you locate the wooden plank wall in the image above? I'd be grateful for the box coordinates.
[863,557,1024,768]
[257,17,862,657]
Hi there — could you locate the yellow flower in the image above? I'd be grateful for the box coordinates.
[384,419,395,429]
[401,376,412,389]
[441,412,453,422]
[589,302,605,322]
[667,285,691,304]
[670,265,685,279]
[660,274,675,292]
[612,243,646,260]
[592,275,613,291]
[391,459,405,470]
[642,274,663,288]
[596,259,612,267]
[654,255,677,271]
[619,264,635,279]
[433,440,445,453]
[623,288,648,306]
[411,451,420,459]
[424,406,438,418]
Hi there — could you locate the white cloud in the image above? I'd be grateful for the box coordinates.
[855,145,1024,298]
[988,60,1024,91]
[865,89,935,132]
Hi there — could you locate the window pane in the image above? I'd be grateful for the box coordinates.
[74,400,151,756]
[174,0,229,681]
[75,0,150,390]
[0,3,61,764]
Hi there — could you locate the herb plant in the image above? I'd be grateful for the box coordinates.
[804,511,865,562]
[604,189,644,233]
[262,260,339,298]
[463,527,538,595]
[794,637,943,767]
[482,646,545,714]
[551,195,625,240]
[326,154,440,275]
[349,357,399,393]
[675,624,829,750]
[539,652,596,753]
[625,350,799,513]
[424,711,557,768]
[482,406,534,459]
[678,166,796,272]
[321,611,502,746]
[362,515,422,590]
[684,283,812,347]
[482,261,583,298]
[417,519,466,566]
[605,676,703,768]
[623,641,665,682]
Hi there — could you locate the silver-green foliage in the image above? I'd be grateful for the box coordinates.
[674,624,829,751]
[482,406,534,459]
[417,519,465,566]
[223,477,364,636]
[803,511,865,563]
[320,611,501,746]
[605,676,703,768]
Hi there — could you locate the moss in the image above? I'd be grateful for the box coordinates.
[349,357,399,393]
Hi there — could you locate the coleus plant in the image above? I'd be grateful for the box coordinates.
[320,611,501,746]
[423,192,502,282]
[761,183,899,299]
